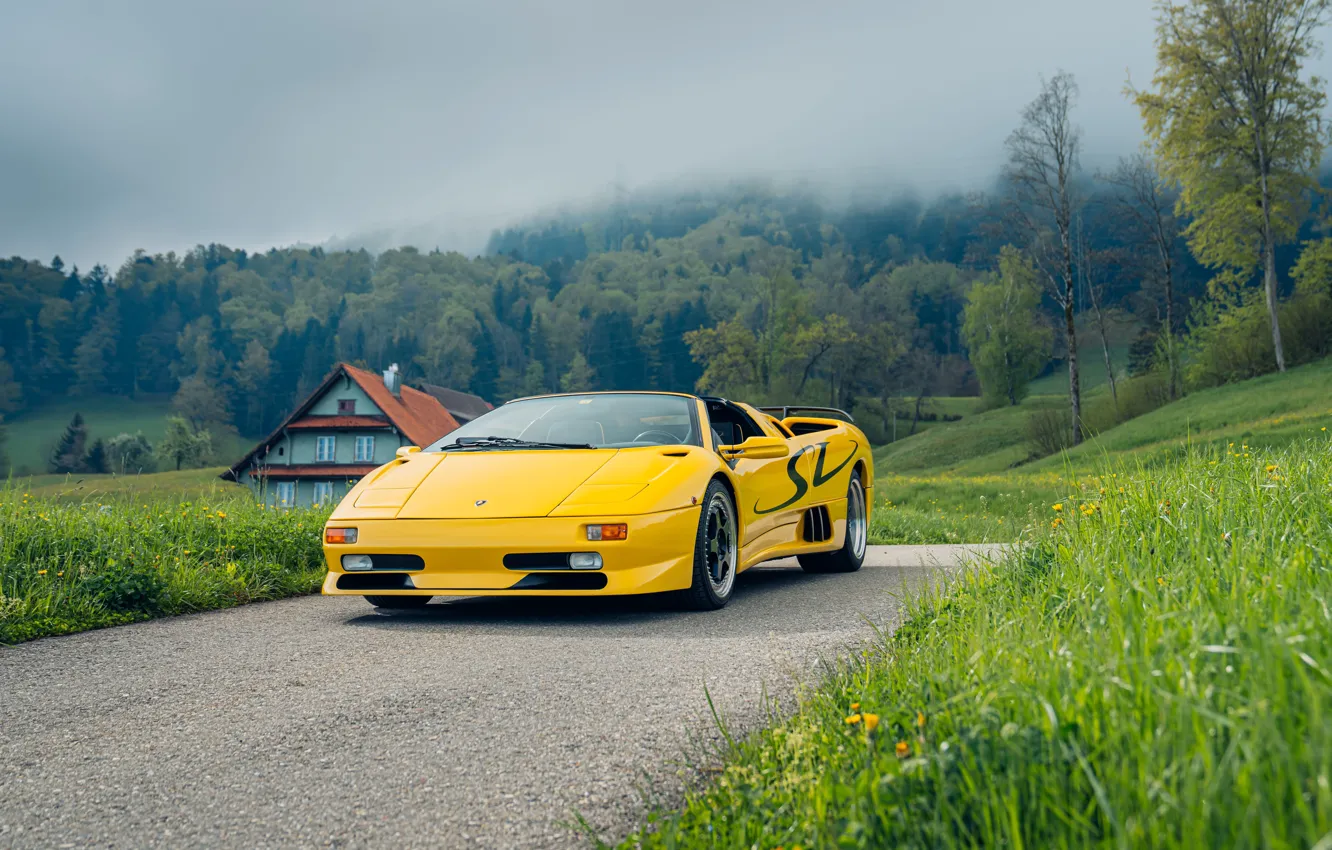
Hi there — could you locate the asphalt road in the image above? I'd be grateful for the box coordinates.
[0,544,1001,850]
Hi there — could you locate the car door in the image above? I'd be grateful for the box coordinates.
[708,402,812,557]
[776,416,862,506]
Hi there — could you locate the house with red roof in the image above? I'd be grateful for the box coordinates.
[222,363,461,508]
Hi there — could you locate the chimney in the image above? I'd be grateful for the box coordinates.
[383,363,401,397]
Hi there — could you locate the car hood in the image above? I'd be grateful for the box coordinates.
[386,450,617,519]
[342,446,710,519]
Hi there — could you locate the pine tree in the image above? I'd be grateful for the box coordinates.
[49,413,89,473]
[84,438,108,474]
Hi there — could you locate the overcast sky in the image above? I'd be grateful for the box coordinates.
[3,0,1321,270]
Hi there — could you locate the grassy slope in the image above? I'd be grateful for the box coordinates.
[876,357,1332,478]
[867,357,1332,545]
[3,397,254,476]
[626,437,1332,848]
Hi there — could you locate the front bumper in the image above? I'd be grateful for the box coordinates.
[321,506,700,597]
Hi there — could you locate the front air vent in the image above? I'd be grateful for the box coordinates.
[508,572,608,591]
[503,553,573,570]
[337,573,416,591]
[802,505,832,543]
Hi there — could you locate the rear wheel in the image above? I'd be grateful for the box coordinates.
[678,480,738,610]
[365,595,432,609]
[798,469,867,574]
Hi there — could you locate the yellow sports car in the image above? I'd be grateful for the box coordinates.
[321,392,872,610]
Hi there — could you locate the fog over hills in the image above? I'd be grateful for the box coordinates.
[3,0,1326,268]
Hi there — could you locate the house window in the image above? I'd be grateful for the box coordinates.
[313,481,334,506]
[276,481,295,508]
[316,436,336,462]
[355,435,375,462]
[337,399,356,415]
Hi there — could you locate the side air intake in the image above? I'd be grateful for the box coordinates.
[802,505,832,543]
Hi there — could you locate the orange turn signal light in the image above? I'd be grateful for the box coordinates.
[586,523,628,541]
[325,527,358,544]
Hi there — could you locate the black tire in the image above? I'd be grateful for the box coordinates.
[365,595,432,609]
[677,480,739,610]
[798,469,867,574]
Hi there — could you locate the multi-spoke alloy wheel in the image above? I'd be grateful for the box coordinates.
[705,490,737,598]
[847,476,868,561]
[681,480,739,610]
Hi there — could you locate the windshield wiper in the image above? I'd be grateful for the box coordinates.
[443,436,595,451]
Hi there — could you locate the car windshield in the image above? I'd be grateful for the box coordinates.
[425,393,699,451]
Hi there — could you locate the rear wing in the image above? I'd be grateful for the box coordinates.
[757,405,854,424]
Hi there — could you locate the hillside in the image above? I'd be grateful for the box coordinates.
[875,356,1332,478]
[866,357,1332,544]
[3,397,256,478]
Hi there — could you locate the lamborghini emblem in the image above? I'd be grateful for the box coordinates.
[474,499,488,507]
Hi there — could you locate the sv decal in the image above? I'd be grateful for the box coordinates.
[813,439,858,486]
[752,441,858,515]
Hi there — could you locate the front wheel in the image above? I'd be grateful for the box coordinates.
[798,469,867,574]
[365,595,432,609]
[677,480,738,610]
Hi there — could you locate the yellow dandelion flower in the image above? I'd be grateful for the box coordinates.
[916,711,926,728]
[863,713,880,732]
[850,702,860,711]
[37,569,48,576]
[216,510,227,519]
[1052,503,1063,512]
[845,714,862,725]
[1265,465,1277,473]
[895,740,910,758]
[1157,576,1165,586]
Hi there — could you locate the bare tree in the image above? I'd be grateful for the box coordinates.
[1003,71,1083,446]
[1100,153,1181,399]
[1077,223,1119,413]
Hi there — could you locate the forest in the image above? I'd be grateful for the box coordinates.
[4,0,1332,474]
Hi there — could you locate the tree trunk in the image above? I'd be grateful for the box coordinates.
[1264,237,1285,372]
[1064,296,1081,446]
[1258,155,1286,373]
[1164,267,1177,400]
[910,393,925,436]
[1090,293,1117,413]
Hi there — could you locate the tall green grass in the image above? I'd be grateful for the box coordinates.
[624,436,1332,848]
[0,489,327,643]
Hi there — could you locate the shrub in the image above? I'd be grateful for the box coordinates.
[80,563,168,614]
[105,432,156,474]
[1185,290,1332,389]
[1081,371,1173,436]
[1024,407,1071,457]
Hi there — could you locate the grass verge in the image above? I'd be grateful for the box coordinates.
[868,471,1065,544]
[0,488,327,644]
[623,436,1332,848]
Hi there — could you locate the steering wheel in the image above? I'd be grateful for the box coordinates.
[633,430,679,445]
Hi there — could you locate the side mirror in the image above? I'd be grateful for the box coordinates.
[395,445,421,459]
[719,435,789,460]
